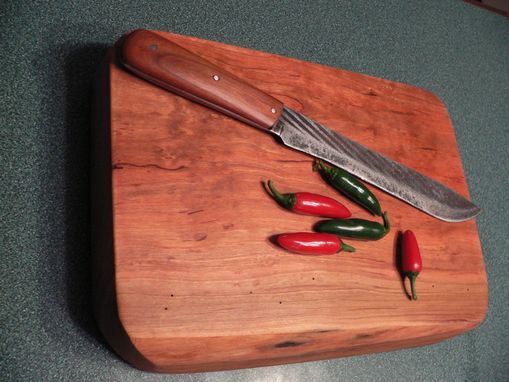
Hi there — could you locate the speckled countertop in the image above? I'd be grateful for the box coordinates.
[1,1,508,381]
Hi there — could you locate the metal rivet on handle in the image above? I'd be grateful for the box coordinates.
[271,107,277,114]
[213,74,220,81]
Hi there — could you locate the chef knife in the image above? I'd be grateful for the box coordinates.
[119,29,480,222]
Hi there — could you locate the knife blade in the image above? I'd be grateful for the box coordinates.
[273,107,479,222]
[119,29,480,222]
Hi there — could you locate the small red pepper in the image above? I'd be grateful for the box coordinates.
[277,232,355,255]
[267,180,351,218]
[401,230,423,300]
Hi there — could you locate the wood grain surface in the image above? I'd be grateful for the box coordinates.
[91,31,487,373]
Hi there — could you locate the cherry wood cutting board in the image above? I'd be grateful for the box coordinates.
[91,31,488,373]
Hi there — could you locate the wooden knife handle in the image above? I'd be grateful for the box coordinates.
[120,30,283,130]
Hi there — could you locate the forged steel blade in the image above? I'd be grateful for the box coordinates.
[271,107,480,222]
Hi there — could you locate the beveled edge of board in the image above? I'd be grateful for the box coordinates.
[91,48,157,371]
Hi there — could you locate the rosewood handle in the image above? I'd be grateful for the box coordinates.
[120,30,283,130]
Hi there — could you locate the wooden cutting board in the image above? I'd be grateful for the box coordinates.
[91,30,487,373]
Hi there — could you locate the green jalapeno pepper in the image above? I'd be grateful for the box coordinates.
[315,160,382,216]
[314,212,390,240]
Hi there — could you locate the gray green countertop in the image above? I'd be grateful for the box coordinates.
[1,1,508,381]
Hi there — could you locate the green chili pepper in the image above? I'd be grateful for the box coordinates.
[314,212,390,240]
[315,160,382,216]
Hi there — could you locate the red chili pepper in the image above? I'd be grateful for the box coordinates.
[401,230,422,300]
[277,232,355,255]
[267,180,351,218]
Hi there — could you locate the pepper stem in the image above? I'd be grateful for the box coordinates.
[339,241,356,253]
[267,180,295,210]
[312,159,320,172]
[316,160,333,176]
[382,211,390,236]
[408,272,419,300]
